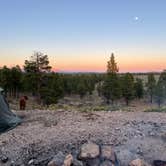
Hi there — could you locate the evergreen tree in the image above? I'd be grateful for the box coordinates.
[107,53,119,74]
[85,75,95,95]
[24,52,51,73]
[155,81,164,108]
[77,79,87,98]
[158,70,166,96]
[10,65,22,98]
[122,73,134,105]
[24,51,52,101]
[154,70,166,107]
[97,82,103,97]
[147,73,156,103]
[0,66,11,96]
[134,78,144,99]
[40,73,64,105]
[102,53,121,104]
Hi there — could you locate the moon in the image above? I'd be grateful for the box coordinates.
[134,16,139,21]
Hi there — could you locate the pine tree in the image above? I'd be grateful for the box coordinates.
[155,81,164,108]
[10,65,22,98]
[134,78,144,99]
[158,70,166,96]
[122,73,134,105]
[40,73,64,105]
[0,66,11,96]
[147,73,156,103]
[154,70,166,107]
[107,53,119,74]
[24,51,52,101]
[77,78,87,98]
[102,53,121,104]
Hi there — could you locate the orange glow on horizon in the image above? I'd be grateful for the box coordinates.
[0,53,165,73]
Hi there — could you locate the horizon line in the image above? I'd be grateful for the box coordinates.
[0,65,165,74]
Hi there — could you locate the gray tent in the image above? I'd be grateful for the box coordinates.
[0,88,21,133]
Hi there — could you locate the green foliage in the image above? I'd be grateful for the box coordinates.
[0,66,11,94]
[10,66,22,97]
[1,51,166,109]
[155,78,165,108]
[22,73,38,95]
[102,73,121,104]
[77,79,87,98]
[78,105,121,112]
[107,53,119,74]
[97,82,103,97]
[24,51,52,100]
[40,73,64,105]
[158,70,166,95]
[122,73,135,105]
[0,65,22,97]
[153,70,166,108]
[102,54,121,104]
[134,78,144,99]
[62,74,100,98]
[144,107,166,112]
[146,73,156,103]
[24,52,51,73]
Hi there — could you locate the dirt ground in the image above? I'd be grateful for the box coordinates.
[0,109,166,166]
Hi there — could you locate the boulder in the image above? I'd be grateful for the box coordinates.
[101,146,115,162]
[129,159,151,166]
[78,142,100,159]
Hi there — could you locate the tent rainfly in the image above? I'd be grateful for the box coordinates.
[0,87,21,133]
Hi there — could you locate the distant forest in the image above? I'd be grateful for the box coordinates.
[0,52,166,107]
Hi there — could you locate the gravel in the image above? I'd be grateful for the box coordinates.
[0,110,166,165]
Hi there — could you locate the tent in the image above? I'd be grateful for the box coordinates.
[0,87,21,133]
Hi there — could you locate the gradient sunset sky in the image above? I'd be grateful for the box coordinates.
[0,0,166,72]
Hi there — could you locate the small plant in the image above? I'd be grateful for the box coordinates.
[79,106,92,113]
[92,106,108,111]
[144,107,166,112]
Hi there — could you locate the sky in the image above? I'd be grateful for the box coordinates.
[0,0,166,72]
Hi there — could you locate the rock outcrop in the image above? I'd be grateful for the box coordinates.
[48,142,119,166]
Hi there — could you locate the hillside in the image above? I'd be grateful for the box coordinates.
[0,109,165,166]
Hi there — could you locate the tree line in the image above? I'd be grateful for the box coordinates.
[0,52,102,105]
[98,53,166,107]
[0,51,166,107]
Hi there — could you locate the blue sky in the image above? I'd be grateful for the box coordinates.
[0,0,166,72]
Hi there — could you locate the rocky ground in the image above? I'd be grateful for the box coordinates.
[0,110,166,166]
